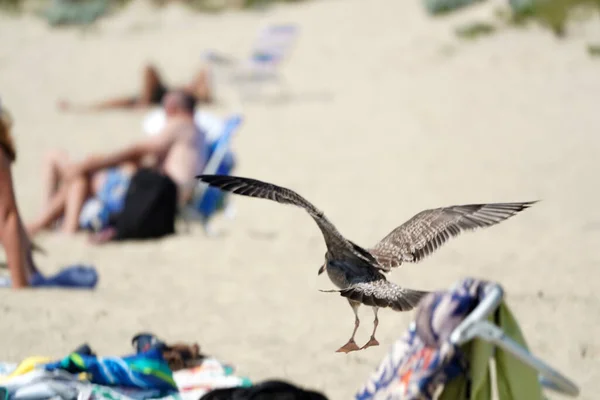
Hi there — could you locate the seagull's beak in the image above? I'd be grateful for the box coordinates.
[318,265,326,275]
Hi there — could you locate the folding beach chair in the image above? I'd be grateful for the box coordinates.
[180,115,243,236]
[202,24,299,101]
[357,278,580,400]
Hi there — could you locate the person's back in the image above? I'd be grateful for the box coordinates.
[160,115,205,204]
[154,91,205,205]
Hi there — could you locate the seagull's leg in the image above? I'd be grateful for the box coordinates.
[336,300,361,353]
[360,307,380,350]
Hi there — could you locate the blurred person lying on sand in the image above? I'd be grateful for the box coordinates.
[58,63,212,112]
[0,101,41,288]
[27,91,205,236]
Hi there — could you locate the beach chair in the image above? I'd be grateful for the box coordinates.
[357,278,580,400]
[202,24,299,101]
[180,115,243,236]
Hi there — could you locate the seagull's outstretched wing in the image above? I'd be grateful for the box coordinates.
[197,175,376,264]
[369,201,537,271]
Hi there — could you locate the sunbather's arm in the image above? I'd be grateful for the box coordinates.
[70,126,176,177]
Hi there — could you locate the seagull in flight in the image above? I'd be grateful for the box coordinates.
[197,174,537,353]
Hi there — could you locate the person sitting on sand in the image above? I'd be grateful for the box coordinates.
[59,63,213,112]
[0,101,40,288]
[28,90,206,236]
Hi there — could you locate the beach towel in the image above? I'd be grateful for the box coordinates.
[67,356,251,400]
[128,333,251,399]
[172,359,251,397]
[356,278,542,400]
[44,347,178,394]
[0,369,84,400]
[0,332,254,400]
[80,168,132,231]
[0,357,52,384]
[0,265,98,289]
[0,337,253,400]
[81,384,166,400]
[143,109,222,144]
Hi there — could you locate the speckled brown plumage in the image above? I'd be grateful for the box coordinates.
[369,202,537,270]
[197,174,536,353]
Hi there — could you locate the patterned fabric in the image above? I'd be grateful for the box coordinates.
[44,347,177,394]
[82,384,168,400]
[170,357,252,400]
[79,168,131,231]
[356,278,492,400]
[2,343,251,400]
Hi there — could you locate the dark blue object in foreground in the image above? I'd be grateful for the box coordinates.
[29,265,98,289]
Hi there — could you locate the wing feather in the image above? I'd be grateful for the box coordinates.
[197,175,376,264]
[369,201,538,271]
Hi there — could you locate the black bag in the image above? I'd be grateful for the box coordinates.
[112,168,178,241]
[199,380,329,400]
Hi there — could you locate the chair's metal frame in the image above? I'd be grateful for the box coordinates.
[449,283,580,397]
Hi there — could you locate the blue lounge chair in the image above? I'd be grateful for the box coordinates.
[180,115,243,235]
[202,24,299,101]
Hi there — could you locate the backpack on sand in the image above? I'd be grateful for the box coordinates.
[112,168,178,241]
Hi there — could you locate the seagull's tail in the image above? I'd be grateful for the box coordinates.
[338,281,429,312]
[388,287,430,312]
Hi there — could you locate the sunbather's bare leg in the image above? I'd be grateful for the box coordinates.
[62,175,90,234]
[139,64,164,105]
[58,96,136,113]
[58,64,166,112]
[26,184,68,236]
[27,172,89,235]
[183,67,212,103]
[42,149,70,208]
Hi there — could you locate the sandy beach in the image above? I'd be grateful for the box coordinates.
[0,0,599,398]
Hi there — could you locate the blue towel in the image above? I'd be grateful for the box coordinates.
[80,168,131,231]
[44,347,177,394]
[0,265,98,289]
[30,265,98,288]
